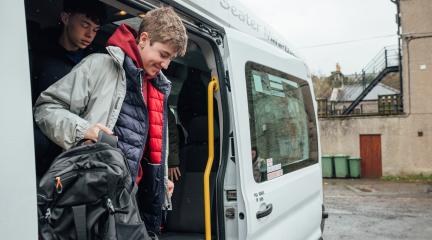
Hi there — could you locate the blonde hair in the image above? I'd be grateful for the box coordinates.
[138,7,188,57]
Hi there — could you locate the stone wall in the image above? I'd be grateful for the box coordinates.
[319,114,432,175]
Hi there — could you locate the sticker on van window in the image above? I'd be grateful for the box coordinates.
[266,158,273,167]
[265,158,282,180]
[267,169,283,180]
[252,72,286,97]
[267,163,281,173]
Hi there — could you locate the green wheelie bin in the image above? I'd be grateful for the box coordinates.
[321,155,333,178]
[334,154,349,178]
[348,157,361,178]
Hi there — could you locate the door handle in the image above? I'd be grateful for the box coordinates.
[256,203,273,219]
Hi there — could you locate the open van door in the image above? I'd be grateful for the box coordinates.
[224,28,323,240]
[1,1,38,239]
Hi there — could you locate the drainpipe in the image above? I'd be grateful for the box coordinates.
[390,0,403,111]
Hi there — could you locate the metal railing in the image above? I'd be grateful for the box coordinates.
[378,94,403,115]
[317,94,403,117]
[344,45,399,97]
[342,46,400,115]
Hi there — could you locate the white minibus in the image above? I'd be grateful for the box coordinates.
[0,0,325,239]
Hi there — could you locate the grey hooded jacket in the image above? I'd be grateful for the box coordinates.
[34,45,171,207]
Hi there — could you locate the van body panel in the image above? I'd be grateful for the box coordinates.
[174,0,297,57]
[224,27,323,240]
[0,1,38,239]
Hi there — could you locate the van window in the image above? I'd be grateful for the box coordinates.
[245,61,318,183]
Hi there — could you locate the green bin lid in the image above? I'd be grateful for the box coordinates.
[334,154,349,157]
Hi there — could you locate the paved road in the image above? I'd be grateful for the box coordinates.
[322,179,432,240]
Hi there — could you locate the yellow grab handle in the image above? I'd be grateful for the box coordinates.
[204,77,219,240]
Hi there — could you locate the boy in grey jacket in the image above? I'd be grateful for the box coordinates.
[34,7,188,234]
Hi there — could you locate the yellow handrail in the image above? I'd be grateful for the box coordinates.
[204,77,219,240]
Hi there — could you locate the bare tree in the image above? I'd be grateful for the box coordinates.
[312,75,332,99]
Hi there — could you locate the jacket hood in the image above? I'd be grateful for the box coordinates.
[107,24,144,69]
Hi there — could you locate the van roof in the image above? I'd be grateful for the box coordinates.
[175,0,297,57]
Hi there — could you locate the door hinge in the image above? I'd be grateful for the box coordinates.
[197,22,224,46]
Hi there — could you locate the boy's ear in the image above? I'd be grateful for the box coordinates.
[138,32,149,47]
[60,12,70,25]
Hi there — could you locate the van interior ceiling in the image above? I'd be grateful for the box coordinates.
[25,0,223,239]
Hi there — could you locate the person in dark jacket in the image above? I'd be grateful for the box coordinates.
[31,0,106,103]
[34,7,188,235]
[168,109,181,181]
[32,0,106,178]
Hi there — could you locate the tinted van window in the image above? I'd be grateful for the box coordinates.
[245,62,318,183]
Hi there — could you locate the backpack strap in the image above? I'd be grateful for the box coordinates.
[98,132,118,148]
[76,132,118,148]
[72,205,87,240]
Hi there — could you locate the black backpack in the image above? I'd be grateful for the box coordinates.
[37,134,151,240]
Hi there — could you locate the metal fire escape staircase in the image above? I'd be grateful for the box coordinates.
[343,46,400,115]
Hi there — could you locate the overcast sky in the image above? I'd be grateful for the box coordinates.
[237,0,398,76]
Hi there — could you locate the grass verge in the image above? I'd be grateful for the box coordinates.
[382,174,432,182]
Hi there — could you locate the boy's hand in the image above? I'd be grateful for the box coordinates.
[168,167,181,181]
[84,123,113,142]
[167,179,174,197]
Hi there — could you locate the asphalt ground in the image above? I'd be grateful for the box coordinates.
[322,179,432,240]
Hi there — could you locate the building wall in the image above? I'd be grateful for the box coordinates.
[319,115,432,175]
[400,0,432,34]
[317,0,432,176]
[400,0,432,114]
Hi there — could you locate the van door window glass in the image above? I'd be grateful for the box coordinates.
[246,62,318,183]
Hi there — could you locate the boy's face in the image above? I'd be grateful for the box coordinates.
[61,12,100,50]
[138,32,176,78]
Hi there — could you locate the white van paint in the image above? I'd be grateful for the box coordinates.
[0,0,323,239]
[0,1,39,239]
[175,0,297,56]
[224,27,322,240]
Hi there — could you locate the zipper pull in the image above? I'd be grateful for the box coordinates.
[106,198,115,214]
[44,208,52,223]
[55,176,63,194]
